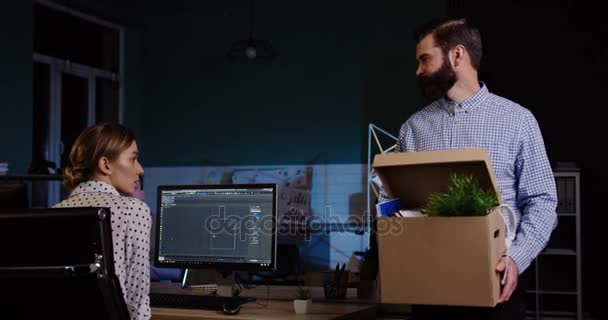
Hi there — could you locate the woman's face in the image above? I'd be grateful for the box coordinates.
[109,140,144,195]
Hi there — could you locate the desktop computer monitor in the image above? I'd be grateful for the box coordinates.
[154,184,277,272]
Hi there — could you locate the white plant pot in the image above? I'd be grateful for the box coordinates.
[293,299,312,314]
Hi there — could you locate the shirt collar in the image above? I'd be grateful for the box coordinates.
[70,180,121,197]
[440,82,489,114]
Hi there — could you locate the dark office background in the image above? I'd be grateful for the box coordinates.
[0,0,604,318]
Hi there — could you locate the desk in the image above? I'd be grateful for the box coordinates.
[151,283,376,320]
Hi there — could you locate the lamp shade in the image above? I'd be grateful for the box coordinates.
[226,38,276,63]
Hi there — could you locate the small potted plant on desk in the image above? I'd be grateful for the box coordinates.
[293,286,312,314]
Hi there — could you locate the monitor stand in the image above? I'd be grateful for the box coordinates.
[217,271,257,304]
[182,269,256,304]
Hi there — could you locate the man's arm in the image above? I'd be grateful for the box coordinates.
[507,113,558,274]
[377,122,410,203]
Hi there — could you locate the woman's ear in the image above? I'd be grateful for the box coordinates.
[97,156,113,176]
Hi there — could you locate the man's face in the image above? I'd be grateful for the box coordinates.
[415,34,456,101]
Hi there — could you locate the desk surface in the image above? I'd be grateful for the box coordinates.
[150,283,376,320]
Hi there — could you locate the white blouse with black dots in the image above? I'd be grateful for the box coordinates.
[53,180,151,320]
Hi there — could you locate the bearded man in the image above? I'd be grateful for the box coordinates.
[378,17,558,320]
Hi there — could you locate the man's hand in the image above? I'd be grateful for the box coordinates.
[496,255,518,303]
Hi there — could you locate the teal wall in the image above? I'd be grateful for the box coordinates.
[0,1,33,174]
[127,1,445,166]
[0,0,446,171]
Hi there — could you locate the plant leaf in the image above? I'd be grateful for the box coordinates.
[421,173,498,217]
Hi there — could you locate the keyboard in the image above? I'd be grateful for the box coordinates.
[149,292,255,310]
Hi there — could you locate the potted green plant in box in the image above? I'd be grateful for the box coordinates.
[421,173,498,217]
[293,286,312,314]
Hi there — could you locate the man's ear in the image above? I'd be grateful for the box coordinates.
[97,156,113,176]
[450,44,466,68]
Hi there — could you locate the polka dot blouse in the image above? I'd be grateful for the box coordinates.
[53,180,151,320]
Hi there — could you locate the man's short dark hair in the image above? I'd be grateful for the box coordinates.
[414,17,482,70]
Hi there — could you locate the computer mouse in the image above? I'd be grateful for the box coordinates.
[222,302,241,315]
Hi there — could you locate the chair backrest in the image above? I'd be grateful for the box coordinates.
[0,207,130,320]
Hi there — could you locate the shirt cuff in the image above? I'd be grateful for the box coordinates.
[506,243,530,275]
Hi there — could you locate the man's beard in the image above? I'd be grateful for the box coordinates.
[417,57,457,102]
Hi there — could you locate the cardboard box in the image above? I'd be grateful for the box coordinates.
[373,148,506,307]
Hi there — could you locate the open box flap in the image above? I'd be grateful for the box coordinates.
[372,148,502,209]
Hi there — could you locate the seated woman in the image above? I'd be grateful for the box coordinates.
[53,123,151,320]
[130,176,183,283]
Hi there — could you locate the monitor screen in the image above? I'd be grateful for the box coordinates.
[155,184,277,271]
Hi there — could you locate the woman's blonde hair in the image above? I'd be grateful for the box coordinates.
[63,123,136,189]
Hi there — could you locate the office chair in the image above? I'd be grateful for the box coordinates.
[0,207,130,320]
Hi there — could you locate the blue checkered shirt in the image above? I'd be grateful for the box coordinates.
[379,83,558,274]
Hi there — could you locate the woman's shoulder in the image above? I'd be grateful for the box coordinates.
[52,190,115,208]
[120,196,151,214]
[99,192,150,211]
